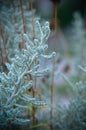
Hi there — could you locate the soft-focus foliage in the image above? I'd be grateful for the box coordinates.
[0,3,55,128]
[0,1,86,130]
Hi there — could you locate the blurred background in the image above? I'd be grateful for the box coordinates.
[0,0,86,129]
[29,0,86,106]
[0,0,86,104]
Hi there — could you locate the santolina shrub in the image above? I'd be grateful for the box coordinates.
[0,1,56,129]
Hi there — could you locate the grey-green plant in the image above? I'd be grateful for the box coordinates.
[54,66,86,130]
[0,10,56,129]
[0,3,39,59]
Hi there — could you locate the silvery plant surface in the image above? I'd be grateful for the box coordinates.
[0,17,55,128]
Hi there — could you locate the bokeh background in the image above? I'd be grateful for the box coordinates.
[0,0,86,129]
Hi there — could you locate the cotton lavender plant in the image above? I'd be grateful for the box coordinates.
[0,17,56,129]
[68,13,86,64]
[54,66,86,130]
[0,3,38,59]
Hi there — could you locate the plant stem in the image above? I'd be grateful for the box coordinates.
[11,0,16,23]
[0,41,4,71]
[20,0,26,48]
[0,21,8,71]
[20,0,26,33]
[30,0,37,128]
[30,0,35,39]
[50,3,57,130]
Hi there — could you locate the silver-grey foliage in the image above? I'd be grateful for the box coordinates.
[55,66,86,130]
[0,18,55,128]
